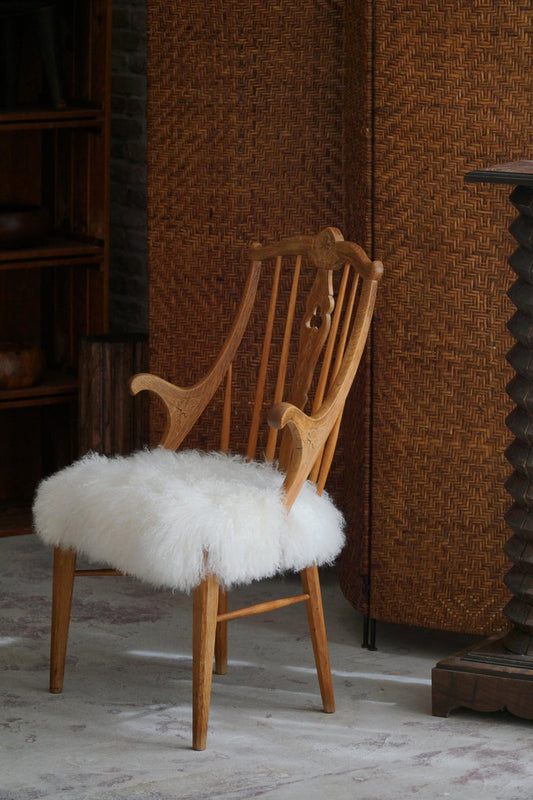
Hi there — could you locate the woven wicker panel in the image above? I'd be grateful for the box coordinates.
[353,1,531,634]
[146,2,350,497]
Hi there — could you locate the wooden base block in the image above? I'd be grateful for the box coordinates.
[432,632,533,719]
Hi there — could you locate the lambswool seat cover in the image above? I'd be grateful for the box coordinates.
[33,447,345,591]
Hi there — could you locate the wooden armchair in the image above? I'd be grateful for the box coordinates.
[33,227,383,750]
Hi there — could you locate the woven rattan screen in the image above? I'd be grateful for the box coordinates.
[147,0,530,635]
[146,1,353,473]
[339,1,532,634]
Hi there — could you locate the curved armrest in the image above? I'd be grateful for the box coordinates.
[130,372,210,449]
[130,258,262,450]
[268,399,341,509]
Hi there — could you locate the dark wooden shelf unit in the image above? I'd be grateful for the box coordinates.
[0,0,111,537]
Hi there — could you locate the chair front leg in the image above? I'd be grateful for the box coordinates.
[50,546,77,693]
[300,565,335,713]
[192,573,220,750]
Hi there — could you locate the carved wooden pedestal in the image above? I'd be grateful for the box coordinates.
[432,161,533,719]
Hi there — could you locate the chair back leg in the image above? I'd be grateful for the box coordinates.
[192,574,220,750]
[50,547,77,693]
[215,588,228,675]
[300,565,335,713]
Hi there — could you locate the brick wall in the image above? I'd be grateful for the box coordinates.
[109,0,148,333]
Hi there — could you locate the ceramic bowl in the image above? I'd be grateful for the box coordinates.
[0,342,46,390]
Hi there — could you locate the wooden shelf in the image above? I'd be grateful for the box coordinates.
[0,0,111,539]
[0,236,104,271]
[0,106,105,132]
[0,371,78,410]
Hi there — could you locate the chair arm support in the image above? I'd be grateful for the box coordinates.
[130,372,208,450]
[129,259,263,451]
[268,402,316,440]
[267,275,380,508]
[268,401,341,509]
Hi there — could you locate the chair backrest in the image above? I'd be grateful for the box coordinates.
[131,227,383,509]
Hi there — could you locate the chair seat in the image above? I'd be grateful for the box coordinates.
[33,448,345,591]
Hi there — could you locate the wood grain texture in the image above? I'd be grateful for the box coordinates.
[50,547,76,694]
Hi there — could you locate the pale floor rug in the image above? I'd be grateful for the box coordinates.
[2,534,533,800]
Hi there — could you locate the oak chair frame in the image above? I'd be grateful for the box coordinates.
[48,227,383,750]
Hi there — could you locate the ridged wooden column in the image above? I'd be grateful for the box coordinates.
[503,184,533,655]
[432,161,533,720]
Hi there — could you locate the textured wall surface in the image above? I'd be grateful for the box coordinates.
[144,0,531,635]
[145,0,347,452]
[340,0,532,634]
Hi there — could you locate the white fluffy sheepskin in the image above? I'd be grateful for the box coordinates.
[32,448,345,591]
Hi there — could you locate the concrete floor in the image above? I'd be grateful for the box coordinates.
[2,533,533,800]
